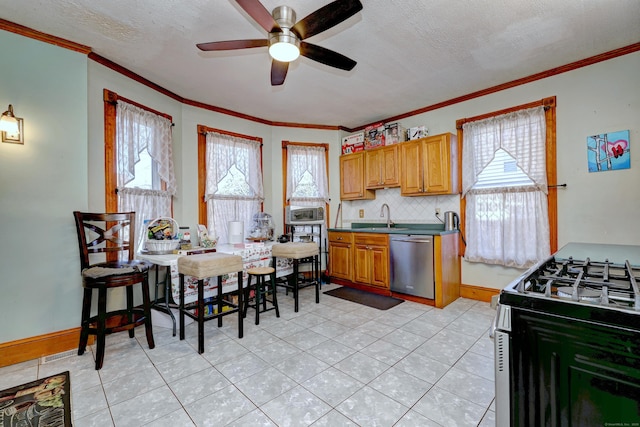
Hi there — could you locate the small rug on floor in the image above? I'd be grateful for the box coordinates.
[324,287,404,310]
[0,371,72,427]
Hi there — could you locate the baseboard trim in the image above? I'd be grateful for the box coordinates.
[460,283,500,303]
[0,328,87,368]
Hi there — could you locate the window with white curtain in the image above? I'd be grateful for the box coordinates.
[204,132,263,244]
[462,106,550,268]
[286,144,329,206]
[115,101,176,252]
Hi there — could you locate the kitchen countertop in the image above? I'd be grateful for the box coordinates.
[328,222,458,236]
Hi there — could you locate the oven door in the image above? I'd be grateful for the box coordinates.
[509,306,640,426]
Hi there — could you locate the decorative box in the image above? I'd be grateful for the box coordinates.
[364,122,386,149]
[384,122,406,144]
[407,126,428,140]
[342,132,364,154]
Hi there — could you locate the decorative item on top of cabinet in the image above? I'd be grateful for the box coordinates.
[365,145,400,189]
[340,152,375,200]
[400,133,459,196]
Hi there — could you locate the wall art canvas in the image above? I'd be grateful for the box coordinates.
[587,130,630,172]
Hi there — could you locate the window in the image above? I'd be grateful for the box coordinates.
[198,127,263,244]
[283,142,329,207]
[104,90,176,252]
[459,98,556,268]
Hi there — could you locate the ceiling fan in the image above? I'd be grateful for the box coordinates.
[197,0,363,86]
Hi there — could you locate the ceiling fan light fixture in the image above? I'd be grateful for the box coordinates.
[268,32,300,62]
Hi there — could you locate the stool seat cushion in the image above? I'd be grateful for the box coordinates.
[82,260,150,279]
[272,242,319,259]
[178,253,243,279]
[247,266,275,275]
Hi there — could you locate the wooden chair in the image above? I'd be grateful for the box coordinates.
[73,211,155,370]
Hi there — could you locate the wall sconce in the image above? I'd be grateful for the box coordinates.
[0,104,24,144]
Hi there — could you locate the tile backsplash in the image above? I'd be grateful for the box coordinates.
[335,188,460,227]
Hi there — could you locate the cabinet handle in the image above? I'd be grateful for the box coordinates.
[337,237,343,240]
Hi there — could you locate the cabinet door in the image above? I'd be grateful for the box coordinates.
[329,241,352,281]
[400,141,423,195]
[365,146,400,189]
[353,244,371,284]
[381,145,400,187]
[424,135,449,193]
[364,149,383,188]
[369,245,389,288]
[340,153,375,200]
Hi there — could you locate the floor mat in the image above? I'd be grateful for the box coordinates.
[0,371,71,427]
[324,287,404,310]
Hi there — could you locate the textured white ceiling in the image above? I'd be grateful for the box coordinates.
[1,0,639,128]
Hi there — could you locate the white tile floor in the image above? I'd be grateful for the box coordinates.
[0,284,497,426]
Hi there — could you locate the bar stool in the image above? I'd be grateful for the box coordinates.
[243,266,279,325]
[272,242,320,312]
[177,253,244,354]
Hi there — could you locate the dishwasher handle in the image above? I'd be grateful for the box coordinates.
[390,237,433,243]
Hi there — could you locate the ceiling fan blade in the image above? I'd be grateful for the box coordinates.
[236,0,281,33]
[271,60,289,86]
[292,0,363,40]
[300,42,356,71]
[197,39,268,51]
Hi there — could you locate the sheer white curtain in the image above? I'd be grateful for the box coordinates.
[286,145,329,205]
[205,132,263,243]
[116,101,176,251]
[462,106,549,268]
[286,144,329,241]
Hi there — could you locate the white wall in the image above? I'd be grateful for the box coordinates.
[0,32,88,342]
[346,52,640,289]
[1,28,638,344]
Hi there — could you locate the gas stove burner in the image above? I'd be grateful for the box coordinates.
[557,286,601,302]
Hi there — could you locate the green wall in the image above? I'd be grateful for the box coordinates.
[0,31,88,342]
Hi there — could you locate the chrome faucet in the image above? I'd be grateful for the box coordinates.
[380,203,394,228]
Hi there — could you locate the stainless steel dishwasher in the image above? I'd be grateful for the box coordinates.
[389,235,434,298]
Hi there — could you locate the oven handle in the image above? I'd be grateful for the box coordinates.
[489,303,499,339]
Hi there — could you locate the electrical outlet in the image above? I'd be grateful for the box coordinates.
[359,209,364,218]
[435,208,441,216]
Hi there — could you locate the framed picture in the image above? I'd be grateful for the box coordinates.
[2,117,24,144]
[587,129,630,173]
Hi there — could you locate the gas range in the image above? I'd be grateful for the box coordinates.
[494,242,640,426]
[499,242,640,328]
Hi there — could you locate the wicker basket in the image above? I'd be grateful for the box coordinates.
[145,217,180,254]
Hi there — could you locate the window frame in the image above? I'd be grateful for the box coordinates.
[197,125,263,227]
[456,96,557,256]
[103,89,173,213]
[281,141,330,228]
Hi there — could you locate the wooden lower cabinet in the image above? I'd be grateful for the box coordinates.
[328,231,460,307]
[328,231,353,281]
[353,233,389,289]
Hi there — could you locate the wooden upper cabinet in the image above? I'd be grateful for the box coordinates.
[340,152,375,200]
[400,133,459,196]
[365,145,400,189]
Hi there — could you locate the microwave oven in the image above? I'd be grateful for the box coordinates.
[285,206,325,224]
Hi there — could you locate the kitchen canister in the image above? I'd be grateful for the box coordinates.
[228,221,244,243]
